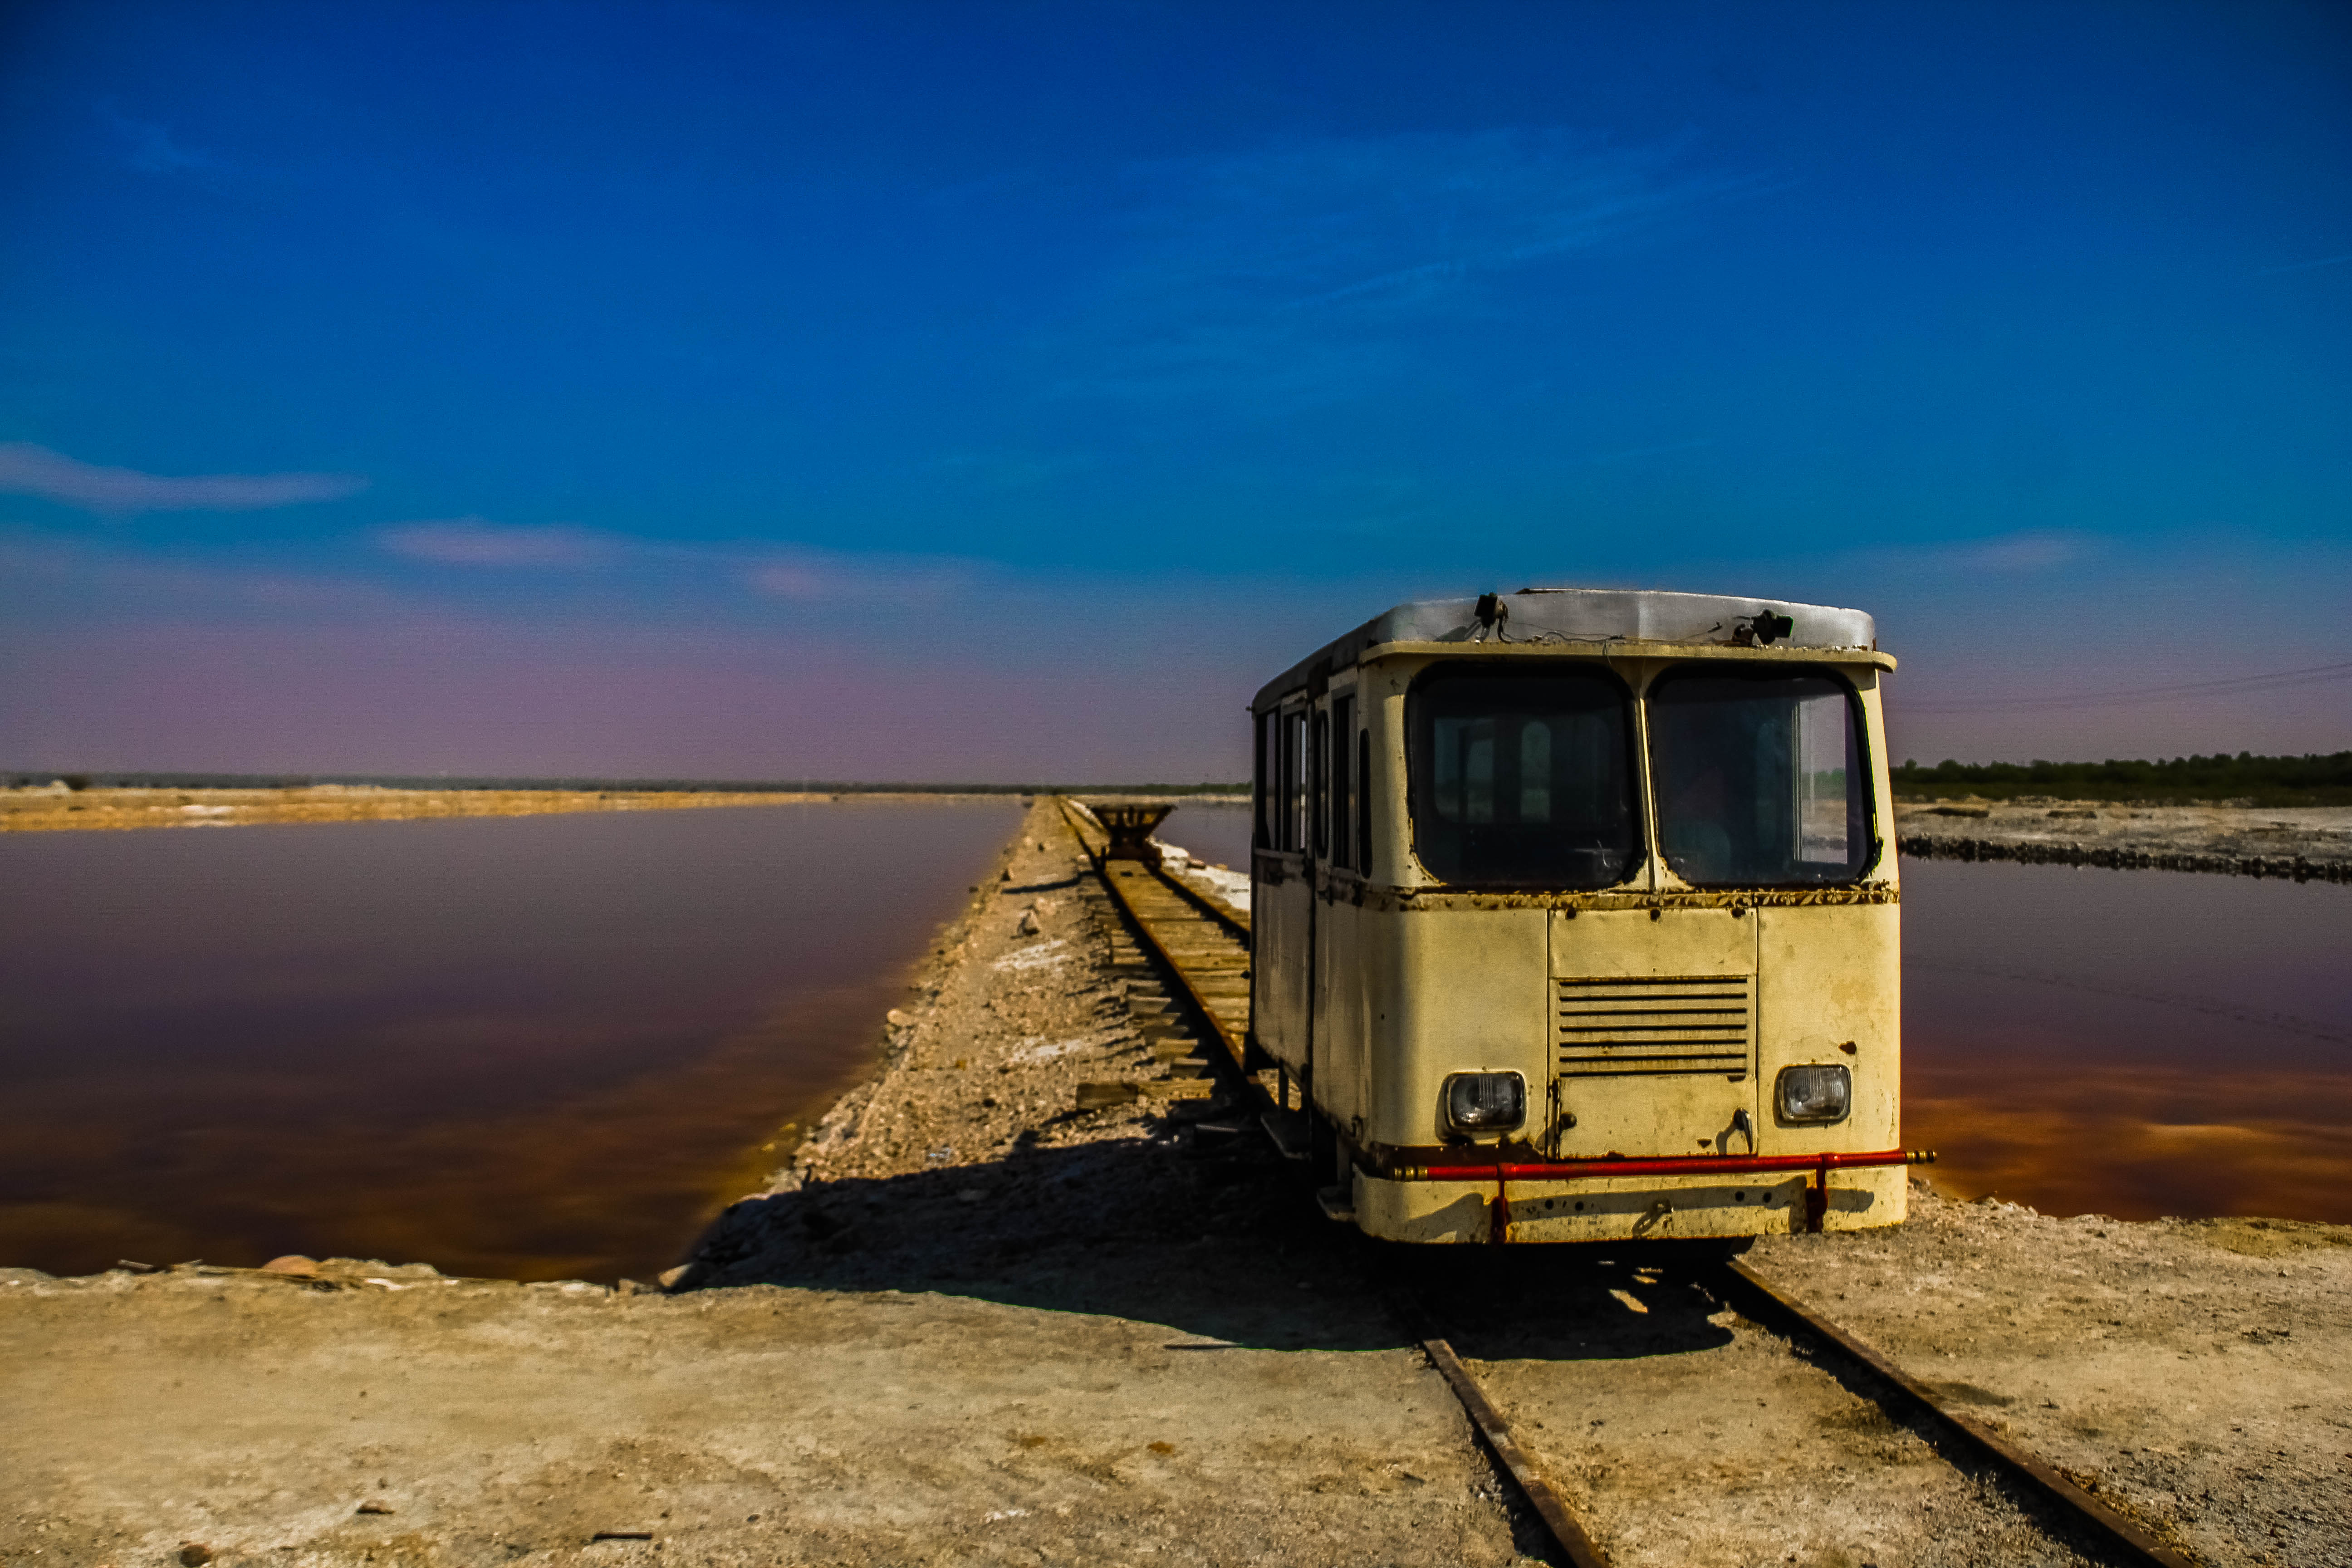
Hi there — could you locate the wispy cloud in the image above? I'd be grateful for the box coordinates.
[2253,251,2352,278]
[1049,129,1745,409]
[740,547,971,603]
[1938,531,2092,573]
[99,103,222,176]
[0,534,402,618]
[1125,130,1723,310]
[922,447,1101,490]
[1855,530,2095,577]
[377,519,618,568]
[0,443,368,515]
[371,518,972,604]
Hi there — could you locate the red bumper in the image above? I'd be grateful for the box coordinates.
[1403,1148,1922,1182]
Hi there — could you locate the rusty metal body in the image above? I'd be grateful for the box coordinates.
[1081,800,1176,861]
[1247,589,1915,1245]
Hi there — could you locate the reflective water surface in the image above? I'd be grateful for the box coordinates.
[5,804,2343,1284]
[1902,858,2351,1223]
[1158,805,2352,1225]
[0,801,1015,1281]
[1160,801,1253,871]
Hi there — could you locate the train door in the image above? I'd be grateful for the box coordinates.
[1308,683,1361,1136]
[1251,697,1313,1073]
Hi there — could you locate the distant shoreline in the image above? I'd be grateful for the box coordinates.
[0,769,1248,795]
[8,784,2347,882]
[1891,799,2352,882]
[0,784,1241,835]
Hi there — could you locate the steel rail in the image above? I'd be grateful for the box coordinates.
[1058,798,1609,1566]
[1144,858,1252,941]
[1054,796,2195,1568]
[1061,796,1253,941]
[1387,1292,1613,1568]
[1058,799,1252,1069]
[1715,1258,2199,1568]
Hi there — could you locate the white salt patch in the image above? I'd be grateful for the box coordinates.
[992,939,1069,973]
[1009,1034,1098,1065]
[1155,838,1252,913]
[1184,864,1251,911]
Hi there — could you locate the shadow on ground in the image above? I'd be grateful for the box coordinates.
[682,1107,1738,1362]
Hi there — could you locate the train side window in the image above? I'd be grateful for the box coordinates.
[1298,710,1310,851]
[1252,712,1269,850]
[1406,664,1639,889]
[1311,710,1331,860]
[1357,727,1372,873]
[1275,709,1293,851]
[1647,669,1874,886]
[1284,708,1308,853]
[1329,695,1353,869]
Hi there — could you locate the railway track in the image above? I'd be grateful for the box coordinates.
[1056,796,2200,1568]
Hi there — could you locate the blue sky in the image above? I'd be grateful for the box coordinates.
[2,0,2347,779]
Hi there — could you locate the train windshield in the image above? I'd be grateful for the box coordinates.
[1647,670,1872,886]
[1407,666,1638,888]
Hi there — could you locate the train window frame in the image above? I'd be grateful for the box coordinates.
[1294,707,1310,852]
[1356,727,1372,874]
[1252,712,1270,850]
[1278,703,1308,853]
[1311,708,1330,860]
[1265,703,1298,853]
[1329,693,1355,872]
[1644,662,1882,888]
[1402,660,1643,892]
[1275,706,1292,852]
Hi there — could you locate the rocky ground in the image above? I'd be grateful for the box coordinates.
[3,800,2346,1568]
[1893,799,2352,880]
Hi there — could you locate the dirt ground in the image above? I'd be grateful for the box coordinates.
[1893,799,2352,878]
[0,787,1244,836]
[0,784,855,833]
[4,801,2346,1568]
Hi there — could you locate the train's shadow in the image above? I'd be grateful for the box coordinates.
[683,1115,1734,1362]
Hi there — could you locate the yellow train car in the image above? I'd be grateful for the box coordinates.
[1249,588,1909,1245]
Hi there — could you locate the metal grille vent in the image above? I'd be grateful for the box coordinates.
[1555,975,1754,1078]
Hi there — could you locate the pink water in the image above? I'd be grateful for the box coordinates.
[0,800,1015,1281]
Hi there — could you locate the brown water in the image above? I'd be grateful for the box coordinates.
[0,799,1016,1282]
[1902,858,2352,1223]
[5,804,2342,1284]
[1155,808,2352,1225]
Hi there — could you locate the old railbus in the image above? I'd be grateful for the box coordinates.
[1249,588,1912,1244]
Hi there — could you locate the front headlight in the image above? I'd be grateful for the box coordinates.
[1441,1071,1526,1137]
[1777,1064,1851,1123]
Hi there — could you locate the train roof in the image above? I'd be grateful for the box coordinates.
[1251,588,1878,713]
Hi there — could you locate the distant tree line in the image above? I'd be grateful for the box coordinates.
[1892,751,2352,806]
